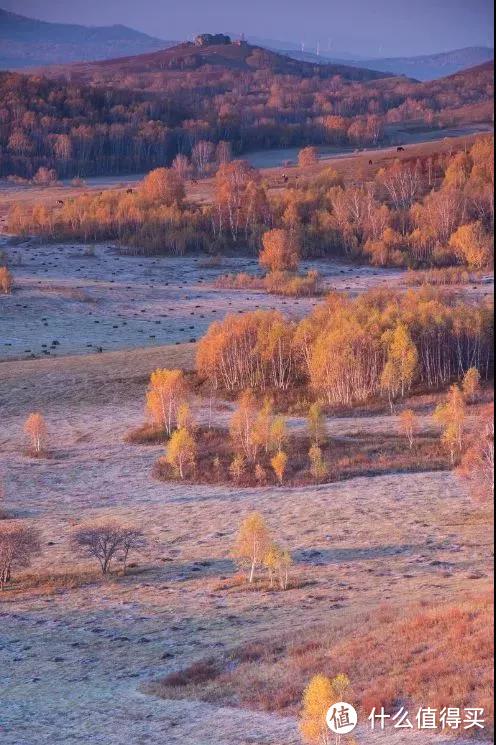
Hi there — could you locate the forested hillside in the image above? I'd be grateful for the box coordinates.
[0,41,492,178]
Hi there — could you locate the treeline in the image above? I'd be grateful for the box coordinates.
[10,136,494,269]
[0,57,492,178]
[196,289,494,404]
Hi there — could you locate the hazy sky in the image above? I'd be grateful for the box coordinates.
[3,0,494,57]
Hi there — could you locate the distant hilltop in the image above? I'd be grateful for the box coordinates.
[194,33,232,47]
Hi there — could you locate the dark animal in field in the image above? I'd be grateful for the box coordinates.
[126,188,134,194]
[56,200,64,206]
[397,146,405,152]
[192,179,199,184]
[369,159,373,165]
[282,173,289,183]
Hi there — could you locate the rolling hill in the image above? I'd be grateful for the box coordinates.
[39,37,390,83]
[0,7,175,69]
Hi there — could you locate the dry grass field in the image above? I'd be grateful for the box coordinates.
[1,338,493,744]
[0,131,493,745]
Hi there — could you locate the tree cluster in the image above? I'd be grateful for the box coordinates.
[197,288,493,405]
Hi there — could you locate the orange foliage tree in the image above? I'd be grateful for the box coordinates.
[259,228,299,273]
[24,412,47,455]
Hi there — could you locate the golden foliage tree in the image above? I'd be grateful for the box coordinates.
[263,543,292,589]
[398,408,418,449]
[449,221,492,269]
[271,450,288,484]
[259,228,299,273]
[233,512,271,583]
[381,323,418,408]
[462,366,481,403]
[307,402,327,445]
[300,673,352,745]
[309,444,328,480]
[146,368,188,435]
[24,412,47,456]
[434,384,466,463]
[252,397,274,454]
[165,428,197,479]
[299,674,335,745]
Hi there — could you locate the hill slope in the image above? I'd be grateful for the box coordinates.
[0,7,175,68]
[40,39,390,83]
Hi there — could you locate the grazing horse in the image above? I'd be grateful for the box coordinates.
[126,188,134,194]
[56,199,64,206]
[397,146,405,152]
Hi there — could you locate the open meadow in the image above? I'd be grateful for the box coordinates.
[1,115,494,745]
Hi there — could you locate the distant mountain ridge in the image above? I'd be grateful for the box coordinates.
[279,45,494,81]
[0,8,176,68]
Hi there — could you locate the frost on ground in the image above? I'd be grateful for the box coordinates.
[0,239,492,744]
[0,240,408,361]
[0,347,493,745]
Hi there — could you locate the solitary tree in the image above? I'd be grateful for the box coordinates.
[233,512,271,583]
[398,408,418,449]
[309,444,328,479]
[145,369,188,435]
[300,673,352,745]
[259,228,299,273]
[271,450,288,484]
[434,385,466,463]
[166,428,197,479]
[0,523,41,589]
[0,266,13,294]
[24,412,48,456]
[299,674,335,745]
[307,402,327,445]
[71,522,144,575]
[462,367,481,403]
